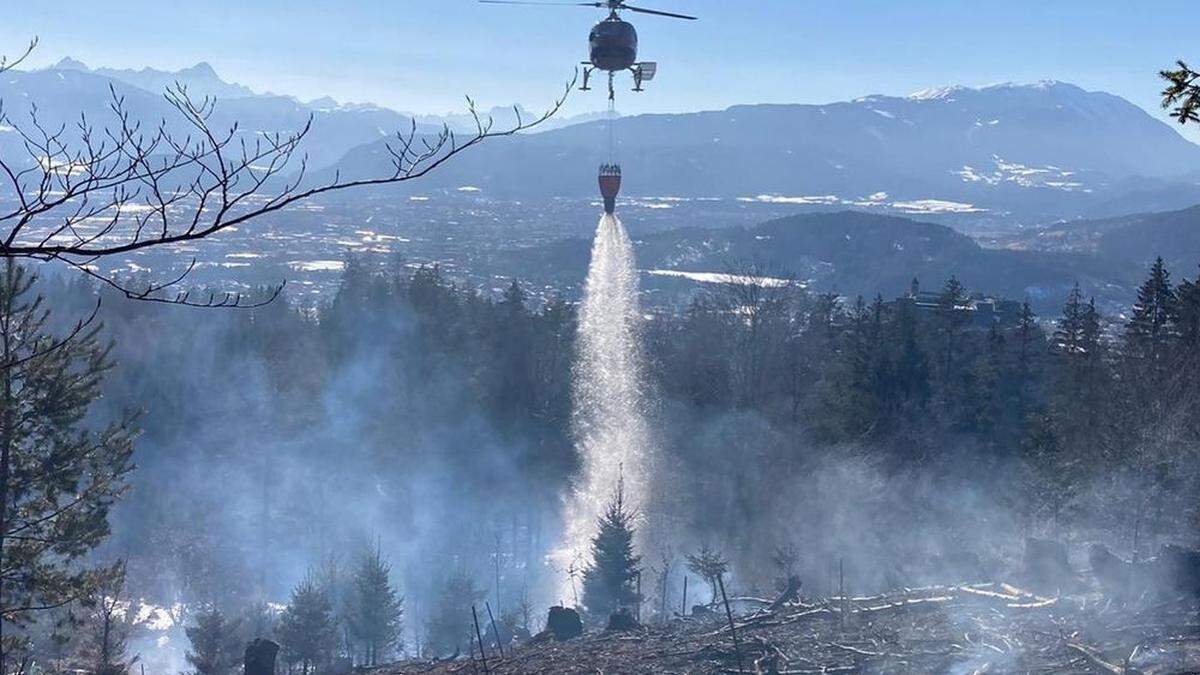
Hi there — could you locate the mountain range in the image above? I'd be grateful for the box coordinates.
[326,81,1200,222]
[0,61,430,172]
[2,60,1199,227]
[49,57,256,100]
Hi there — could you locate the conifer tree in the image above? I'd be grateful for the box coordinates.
[1052,287,1106,416]
[1082,297,1101,348]
[425,570,484,657]
[279,579,337,675]
[1176,266,1200,366]
[891,297,930,416]
[185,608,242,675]
[347,545,403,666]
[501,279,526,314]
[1161,60,1200,124]
[80,565,136,675]
[1125,257,1179,366]
[685,545,729,604]
[581,480,642,617]
[0,262,136,670]
[936,275,970,381]
[1124,257,1180,417]
[1053,284,1087,357]
[1012,300,1041,415]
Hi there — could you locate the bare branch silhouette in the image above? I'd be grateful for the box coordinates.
[0,38,36,75]
[0,40,575,306]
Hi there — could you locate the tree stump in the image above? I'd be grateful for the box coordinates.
[244,638,279,675]
[1023,538,1076,592]
[605,607,639,632]
[1151,544,1200,597]
[1089,543,1131,594]
[545,605,583,641]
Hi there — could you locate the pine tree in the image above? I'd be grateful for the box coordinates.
[1052,287,1107,420]
[425,570,485,657]
[1053,284,1087,356]
[501,279,526,314]
[891,297,930,417]
[80,565,136,675]
[312,556,351,660]
[1176,266,1200,377]
[0,262,136,670]
[1161,60,1200,125]
[185,608,242,675]
[1013,300,1041,415]
[279,579,337,675]
[1125,257,1179,367]
[581,480,642,618]
[347,545,403,666]
[685,545,729,604]
[935,276,970,398]
[1123,257,1180,419]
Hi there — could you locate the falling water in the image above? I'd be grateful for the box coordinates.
[556,214,653,602]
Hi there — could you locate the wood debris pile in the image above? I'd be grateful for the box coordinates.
[379,583,1199,674]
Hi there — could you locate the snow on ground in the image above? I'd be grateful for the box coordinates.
[890,199,985,214]
[738,193,987,215]
[738,194,842,205]
[955,156,1088,191]
[645,269,793,287]
[288,260,346,272]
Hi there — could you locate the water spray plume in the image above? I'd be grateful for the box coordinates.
[555,213,653,604]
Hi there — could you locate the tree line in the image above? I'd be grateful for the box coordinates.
[3,250,1200,670]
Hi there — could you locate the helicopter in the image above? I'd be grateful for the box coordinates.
[479,0,697,101]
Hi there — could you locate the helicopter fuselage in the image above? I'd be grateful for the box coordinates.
[589,17,638,72]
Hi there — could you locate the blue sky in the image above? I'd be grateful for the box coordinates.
[3,1,1198,140]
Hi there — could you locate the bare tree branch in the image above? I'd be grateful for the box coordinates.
[0,38,36,75]
[57,256,283,308]
[0,38,576,306]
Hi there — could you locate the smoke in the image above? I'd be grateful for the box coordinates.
[556,214,657,602]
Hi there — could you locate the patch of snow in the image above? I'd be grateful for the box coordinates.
[288,260,346,272]
[956,156,1090,191]
[738,194,843,205]
[907,85,964,101]
[891,199,985,214]
[646,269,793,288]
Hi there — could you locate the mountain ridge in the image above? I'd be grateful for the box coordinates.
[319,81,1200,223]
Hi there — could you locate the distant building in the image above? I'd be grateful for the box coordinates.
[890,278,1024,329]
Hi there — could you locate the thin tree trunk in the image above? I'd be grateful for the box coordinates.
[0,262,16,675]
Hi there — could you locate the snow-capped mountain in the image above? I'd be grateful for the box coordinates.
[1,60,436,172]
[324,80,1200,220]
[49,57,257,100]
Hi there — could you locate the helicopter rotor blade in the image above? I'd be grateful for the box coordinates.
[478,0,603,7]
[621,4,698,20]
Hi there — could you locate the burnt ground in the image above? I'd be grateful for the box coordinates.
[377,584,1200,674]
